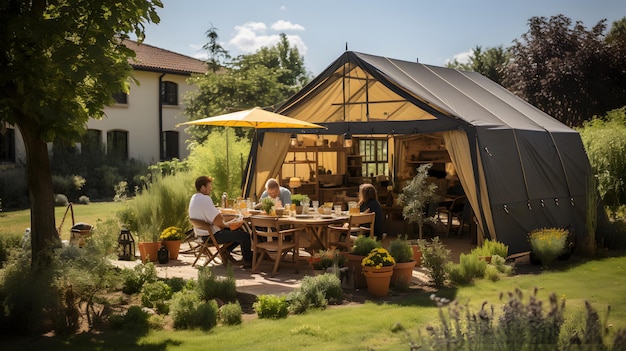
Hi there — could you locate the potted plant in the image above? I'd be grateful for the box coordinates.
[291,194,310,214]
[159,226,185,260]
[309,249,346,274]
[346,235,381,289]
[528,227,569,266]
[361,248,396,297]
[260,197,275,215]
[398,163,439,239]
[388,237,417,289]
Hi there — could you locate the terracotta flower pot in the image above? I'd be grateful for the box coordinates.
[163,240,181,260]
[391,260,416,288]
[138,242,159,262]
[363,265,394,297]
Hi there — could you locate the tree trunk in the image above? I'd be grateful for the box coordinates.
[17,117,60,269]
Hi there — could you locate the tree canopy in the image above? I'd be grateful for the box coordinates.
[184,30,310,143]
[0,0,162,266]
[503,15,626,127]
[446,45,510,85]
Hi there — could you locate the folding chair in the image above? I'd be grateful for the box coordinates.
[249,216,301,276]
[189,219,236,267]
[327,212,376,251]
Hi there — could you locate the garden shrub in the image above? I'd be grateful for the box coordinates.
[254,294,289,319]
[446,253,487,286]
[109,305,150,333]
[197,266,236,301]
[219,301,243,326]
[388,238,415,263]
[0,231,21,265]
[54,193,69,207]
[288,290,312,315]
[417,236,450,287]
[351,235,380,256]
[292,273,343,312]
[490,254,513,275]
[483,264,501,282]
[471,239,508,258]
[169,289,218,330]
[121,261,158,295]
[141,281,173,314]
[528,227,569,266]
[163,277,186,293]
[77,195,90,205]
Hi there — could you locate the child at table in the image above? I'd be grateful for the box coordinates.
[358,183,384,241]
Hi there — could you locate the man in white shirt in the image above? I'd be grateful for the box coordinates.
[258,178,291,208]
[188,176,252,267]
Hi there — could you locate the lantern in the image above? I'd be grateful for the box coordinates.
[117,228,135,261]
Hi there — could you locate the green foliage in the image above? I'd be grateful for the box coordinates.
[351,235,381,256]
[117,172,194,242]
[185,128,251,199]
[54,193,69,207]
[196,266,237,301]
[295,273,344,310]
[529,228,569,266]
[141,281,173,314]
[399,163,438,238]
[109,305,150,333]
[417,237,450,287]
[446,253,487,286]
[162,277,187,293]
[446,45,510,84]
[388,238,415,263]
[470,239,509,258]
[219,301,243,326]
[261,197,275,214]
[309,249,346,270]
[290,194,309,206]
[169,289,219,330]
[0,231,22,265]
[503,15,626,127]
[254,294,289,319]
[421,288,566,349]
[579,107,626,213]
[121,261,158,295]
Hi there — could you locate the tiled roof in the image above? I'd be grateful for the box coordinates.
[123,39,207,75]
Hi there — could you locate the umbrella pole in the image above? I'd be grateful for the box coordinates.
[226,128,230,194]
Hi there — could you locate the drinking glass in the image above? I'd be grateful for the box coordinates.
[334,205,342,216]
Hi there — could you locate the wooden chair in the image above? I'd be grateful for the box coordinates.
[437,196,467,237]
[249,216,301,276]
[327,212,376,251]
[189,219,236,267]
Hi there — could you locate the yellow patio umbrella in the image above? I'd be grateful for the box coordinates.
[178,107,326,197]
[178,107,326,129]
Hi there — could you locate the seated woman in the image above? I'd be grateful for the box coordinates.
[358,183,384,241]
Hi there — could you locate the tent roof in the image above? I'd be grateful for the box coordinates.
[277,51,574,134]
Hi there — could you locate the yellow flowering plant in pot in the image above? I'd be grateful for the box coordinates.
[159,226,184,260]
[528,227,569,266]
[361,247,396,297]
[361,248,396,270]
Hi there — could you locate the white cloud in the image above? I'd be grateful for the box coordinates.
[228,21,308,55]
[446,49,472,65]
[271,20,305,31]
[280,5,286,10]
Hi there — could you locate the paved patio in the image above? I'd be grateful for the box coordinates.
[111,235,478,296]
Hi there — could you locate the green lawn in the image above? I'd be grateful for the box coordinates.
[0,201,124,240]
[2,202,626,350]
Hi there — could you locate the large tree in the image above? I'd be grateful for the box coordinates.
[0,0,162,268]
[446,45,510,85]
[503,15,626,127]
[185,31,310,143]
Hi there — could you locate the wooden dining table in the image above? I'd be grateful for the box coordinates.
[222,210,348,251]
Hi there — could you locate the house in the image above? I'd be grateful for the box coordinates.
[0,39,206,169]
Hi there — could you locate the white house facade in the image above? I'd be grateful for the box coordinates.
[0,40,206,169]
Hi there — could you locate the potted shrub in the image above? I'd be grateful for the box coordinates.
[260,197,275,215]
[398,163,439,239]
[388,238,417,289]
[361,248,396,297]
[346,235,381,289]
[159,226,185,260]
[528,227,569,266]
[291,194,310,214]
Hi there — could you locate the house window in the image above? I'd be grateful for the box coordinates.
[358,138,388,177]
[163,131,179,160]
[107,130,128,159]
[160,81,178,105]
[112,92,128,105]
[82,129,102,154]
[0,128,16,163]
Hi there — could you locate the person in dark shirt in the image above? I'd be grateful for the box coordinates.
[358,183,384,241]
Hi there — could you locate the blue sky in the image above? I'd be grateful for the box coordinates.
[139,0,626,75]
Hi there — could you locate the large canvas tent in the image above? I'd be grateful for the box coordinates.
[243,51,597,254]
